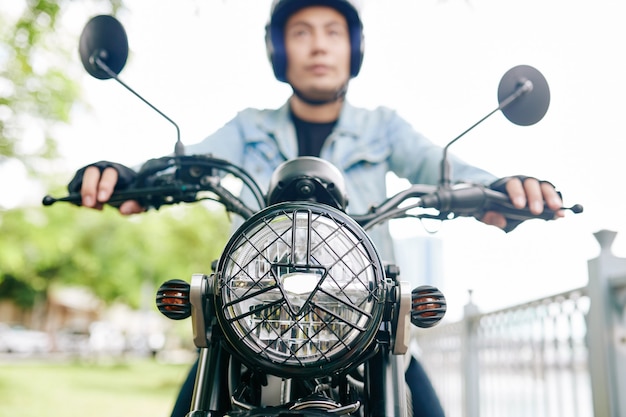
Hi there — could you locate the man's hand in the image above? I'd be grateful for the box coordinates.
[76,164,144,215]
[481,177,564,230]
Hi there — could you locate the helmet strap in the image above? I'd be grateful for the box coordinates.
[291,82,349,106]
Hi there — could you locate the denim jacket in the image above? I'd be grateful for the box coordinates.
[186,100,497,260]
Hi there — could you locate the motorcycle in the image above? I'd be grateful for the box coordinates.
[43,15,582,417]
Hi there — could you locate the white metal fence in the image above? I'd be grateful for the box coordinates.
[414,230,626,417]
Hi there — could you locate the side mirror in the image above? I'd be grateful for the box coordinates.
[498,64,550,126]
[79,15,128,80]
[440,65,551,187]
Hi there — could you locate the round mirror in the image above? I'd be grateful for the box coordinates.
[79,15,128,80]
[498,65,550,126]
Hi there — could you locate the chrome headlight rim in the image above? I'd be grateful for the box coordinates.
[214,202,386,378]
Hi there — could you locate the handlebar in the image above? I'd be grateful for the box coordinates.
[354,183,582,230]
[44,155,265,220]
[43,155,583,229]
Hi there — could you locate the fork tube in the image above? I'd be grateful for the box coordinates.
[190,344,230,414]
[388,354,409,417]
[366,342,408,417]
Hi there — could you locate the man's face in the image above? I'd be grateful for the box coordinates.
[284,6,351,101]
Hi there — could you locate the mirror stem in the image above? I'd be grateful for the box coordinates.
[439,79,533,188]
[90,50,184,156]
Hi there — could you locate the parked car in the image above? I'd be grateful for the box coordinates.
[0,323,52,354]
[55,327,90,354]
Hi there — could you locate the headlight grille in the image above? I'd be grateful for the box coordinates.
[216,203,385,377]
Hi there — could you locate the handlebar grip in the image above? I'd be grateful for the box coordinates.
[419,185,565,222]
[481,188,559,221]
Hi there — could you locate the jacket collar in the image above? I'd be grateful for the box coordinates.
[255,100,362,158]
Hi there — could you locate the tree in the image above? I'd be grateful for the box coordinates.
[0,0,122,169]
[0,201,230,310]
[1,0,71,165]
[0,0,132,317]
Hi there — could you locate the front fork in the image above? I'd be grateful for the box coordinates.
[187,344,409,417]
[365,313,409,417]
[187,345,231,416]
[366,349,409,417]
[186,273,231,416]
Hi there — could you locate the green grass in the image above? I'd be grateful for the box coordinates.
[0,358,191,417]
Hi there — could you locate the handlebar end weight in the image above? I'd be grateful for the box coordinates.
[42,195,56,206]
[156,279,191,320]
[411,285,447,328]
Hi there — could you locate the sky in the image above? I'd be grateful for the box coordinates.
[3,0,626,318]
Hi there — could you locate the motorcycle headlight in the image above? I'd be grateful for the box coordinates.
[215,202,385,378]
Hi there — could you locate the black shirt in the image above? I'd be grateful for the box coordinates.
[290,110,338,157]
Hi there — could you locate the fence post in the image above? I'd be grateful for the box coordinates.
[586,229,626,417]
[462,290,480,417]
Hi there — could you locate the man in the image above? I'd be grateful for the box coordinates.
[69,1,564,415]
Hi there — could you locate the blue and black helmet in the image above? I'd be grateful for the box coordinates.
[265,0,364,83]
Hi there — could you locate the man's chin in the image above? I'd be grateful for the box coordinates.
[305,90,339,101]
[293,84,348,103]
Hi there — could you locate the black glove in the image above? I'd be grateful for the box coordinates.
[67,160,138,195]
[488,175,559,233]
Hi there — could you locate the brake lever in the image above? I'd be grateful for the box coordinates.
[42,184,202,208]
[42,193,83,206]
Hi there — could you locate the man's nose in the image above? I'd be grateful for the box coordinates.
[310,31,330,52]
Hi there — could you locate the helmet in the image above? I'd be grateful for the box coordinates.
[265,0,364,83]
